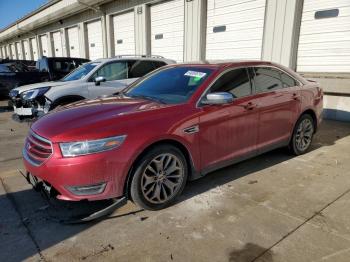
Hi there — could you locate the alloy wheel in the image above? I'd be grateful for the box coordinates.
[141,153,184,204]
[295,118,314,152]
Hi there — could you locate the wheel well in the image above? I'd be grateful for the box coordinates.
[50,95,85,109]
[123,139,195,198]
[301,109,318,131]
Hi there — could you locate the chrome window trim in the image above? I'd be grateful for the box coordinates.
[252,65,303,87]
[196,64,303,108]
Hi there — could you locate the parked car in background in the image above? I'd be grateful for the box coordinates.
[2,56,89,100]
[22,60,323,211]
[0,60,36,98]
[10,56,175,118]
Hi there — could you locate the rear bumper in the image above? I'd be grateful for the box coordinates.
[23,144,131,201]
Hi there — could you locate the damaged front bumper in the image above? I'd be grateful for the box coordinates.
[10,93,51,118]
[22,171,127,223]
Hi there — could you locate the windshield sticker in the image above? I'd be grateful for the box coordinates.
[184,71,207,79]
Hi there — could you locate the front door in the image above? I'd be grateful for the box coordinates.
[198,68,259,171]
[88,61,129,99]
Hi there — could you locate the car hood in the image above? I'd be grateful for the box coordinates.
[13,80,80,94]
[31,96,174,142]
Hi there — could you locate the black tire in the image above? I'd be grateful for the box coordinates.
[130,144,188,210]
[289,114,315,155]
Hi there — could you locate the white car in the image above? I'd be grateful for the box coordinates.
[9,56,175,118]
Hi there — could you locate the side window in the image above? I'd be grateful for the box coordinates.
[38,60,48,72]
[152,61,167,69]
[93,62,127,81]
[210,68,252,98]
[251,67,283,93]
[280,72,298,87]
[128,60,157,78]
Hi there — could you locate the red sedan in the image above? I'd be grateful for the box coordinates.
[23,61,323,210]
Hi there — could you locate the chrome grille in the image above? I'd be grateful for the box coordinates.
[23,131,52,166]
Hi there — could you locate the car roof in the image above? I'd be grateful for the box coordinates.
[176,59,280,68]
[46,57,90,61]
[92,56,176,64]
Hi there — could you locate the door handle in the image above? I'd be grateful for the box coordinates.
[292,93,300,101]
[243,102,257,110]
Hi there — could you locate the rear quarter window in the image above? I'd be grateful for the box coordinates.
[128,60,166,78]
[280,72,298,87]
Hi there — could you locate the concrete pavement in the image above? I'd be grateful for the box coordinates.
[1,101,350,262]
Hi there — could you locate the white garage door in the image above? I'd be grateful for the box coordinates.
[30,38,39,60]
[11,44,16,59]
[206,0,266,60]
[297,0,350,72]
[86,20,104,60]
[113,11,135,56]
[40,35,48,56]
[16,42,23,59]
[23,40,31,60]
[2,46,7,58]
[150,0,184,62]
[52,31,63,57]
[67,26,80,58]
[7,46,11,58]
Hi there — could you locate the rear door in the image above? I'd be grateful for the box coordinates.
[199,67,259,170]
[249,67,301,152]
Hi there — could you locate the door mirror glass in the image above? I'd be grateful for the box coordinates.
[202,92,234,105]
[95,76,106,86]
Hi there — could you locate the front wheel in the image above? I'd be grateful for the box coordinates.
[289,114,315,155]
[130,145,188,210]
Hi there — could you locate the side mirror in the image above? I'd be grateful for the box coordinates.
[201,92,234,105]
[94,76,106,86]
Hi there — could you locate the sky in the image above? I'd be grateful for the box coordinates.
[0,0,48,30]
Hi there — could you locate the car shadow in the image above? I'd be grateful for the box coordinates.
[0,179,144,262]
[178,119,350,204]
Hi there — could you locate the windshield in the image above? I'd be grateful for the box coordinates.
[62,62,99,81]
[124,67,213,104]
[50,59,86,75]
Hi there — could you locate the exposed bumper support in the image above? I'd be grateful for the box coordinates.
[20,170,128,223]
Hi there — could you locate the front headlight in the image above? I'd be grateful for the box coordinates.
[59,135,126,157]
[9,89,19,98]
[21,87,50,100]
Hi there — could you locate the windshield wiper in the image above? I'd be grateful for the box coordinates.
[125,94,167,104]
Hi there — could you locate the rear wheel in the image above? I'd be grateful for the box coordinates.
[130,145,188,210]
[289,114,315,155]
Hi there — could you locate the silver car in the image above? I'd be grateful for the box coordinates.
[9,56,175,118]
